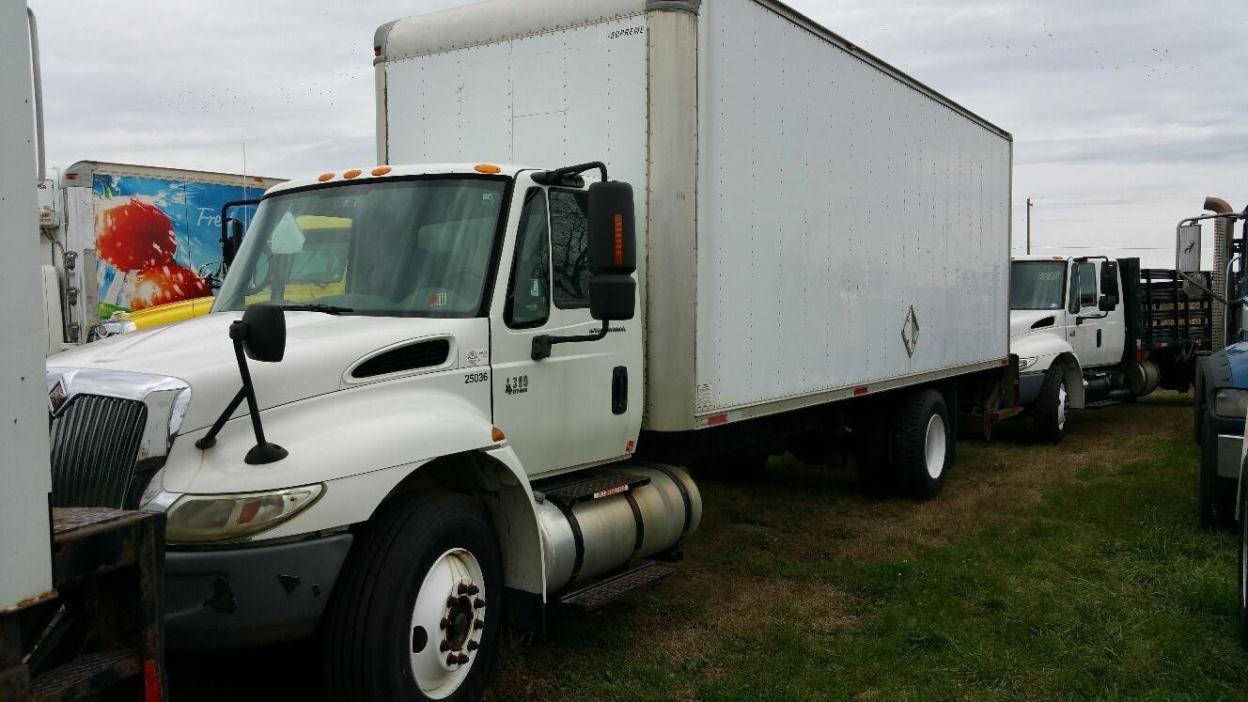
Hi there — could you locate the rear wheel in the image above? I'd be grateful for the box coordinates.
[1033,365,1068,444]
[889,389,953,500]
[322,490,502,701]
[1198,413,1236,530]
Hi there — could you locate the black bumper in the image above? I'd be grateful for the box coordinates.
[1018,372,1045,406]
[165,533,353,649]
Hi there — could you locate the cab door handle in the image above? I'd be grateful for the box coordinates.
[612,366,627,415]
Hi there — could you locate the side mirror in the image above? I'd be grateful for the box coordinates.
[1098,294,1118,312]
[1176,222,1201,278]
[586,180,637,321]
[222,218,245,266]
[233,302,286,363]
[1100,260,1120,298]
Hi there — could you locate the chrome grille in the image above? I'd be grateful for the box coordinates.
[50,394,148,508]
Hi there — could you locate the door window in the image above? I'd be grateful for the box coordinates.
[1068,262,1096,313]
[549,189,592,308]
[506,188,551,328]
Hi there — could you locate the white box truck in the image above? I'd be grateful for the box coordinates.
[36,161,282,352]
[44,0,1013,698]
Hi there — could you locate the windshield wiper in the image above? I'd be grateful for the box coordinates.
[275,303,354,315]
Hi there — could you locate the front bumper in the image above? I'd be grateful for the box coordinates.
[165,533,353,649]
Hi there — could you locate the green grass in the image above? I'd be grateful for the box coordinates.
[490,396,1248,701]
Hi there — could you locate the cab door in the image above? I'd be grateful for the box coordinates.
[1069,260,1123,367]
[488,176,641,477]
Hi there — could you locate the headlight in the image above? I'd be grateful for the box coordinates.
[165,484,324,543]
[1214,388,1248,419]
[88,319,137,341]
[1018,356,1039,371]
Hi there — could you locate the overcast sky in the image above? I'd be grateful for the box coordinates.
[27,0,1247,266]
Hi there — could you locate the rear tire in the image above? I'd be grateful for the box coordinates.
[1033,365,1068,444]
[1198,413,1236,530]
[322,490,502,701]
[889,389,953,500]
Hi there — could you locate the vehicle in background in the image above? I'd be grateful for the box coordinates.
[1180,199,1248,529]
[37,161,282,350]
[100,213,348,336]
[1011,255,1210,441]
[2,7,166,698]
[44,0,1016,698]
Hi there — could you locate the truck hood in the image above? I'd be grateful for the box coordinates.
[1010,310,1062,339]
[47,312,472,433]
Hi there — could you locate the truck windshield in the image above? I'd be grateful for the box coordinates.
[1010,260,1067,310]
[214,177,507,317]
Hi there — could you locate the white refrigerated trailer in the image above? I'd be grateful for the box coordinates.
[43,0,1012,699]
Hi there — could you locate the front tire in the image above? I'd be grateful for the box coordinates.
[889,389,953,500]
[1033,365,1069,444]
[1198,413,1236,530]
[322,490,502,701]
[1238,475,1248,649]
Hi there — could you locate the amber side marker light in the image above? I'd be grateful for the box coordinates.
[371,166,392,177]
[317,172,335,182]
[343,169,363,179]
[475,163,502,174]
[491,426,506,442]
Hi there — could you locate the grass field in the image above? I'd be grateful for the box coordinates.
[487,394,1248,701]
[171,394,1248,700]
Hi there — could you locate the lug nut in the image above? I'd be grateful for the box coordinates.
[456,653,470,664]
[467,640,479,651]
[446,596,458,608]
[467,585,480,595]
[457,583,470,595]
[473,598,486,609]
[439,617,450,630]
[473,620,484,630]
[446,653,457,666]
[440,640,451,652]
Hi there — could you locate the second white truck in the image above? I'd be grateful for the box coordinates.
[1011,255,1210,441]
[44,0,1014,698]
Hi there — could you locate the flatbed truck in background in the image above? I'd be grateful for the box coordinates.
[1010,255,1210,441]
[1,6,166,700]
[44,0,1016,698]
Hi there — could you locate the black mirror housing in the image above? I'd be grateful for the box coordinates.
[234,303,286,363]
[223,218,245,266]
[587,181,637,275]
[590,274,636,321]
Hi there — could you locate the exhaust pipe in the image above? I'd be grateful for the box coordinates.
[1206,197,1234,349]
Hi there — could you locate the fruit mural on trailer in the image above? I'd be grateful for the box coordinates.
[91,174,261,319]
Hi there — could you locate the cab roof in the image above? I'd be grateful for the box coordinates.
[265,162,531,197]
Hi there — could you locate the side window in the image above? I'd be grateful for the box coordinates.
[506,188,550,328]
[549,189,591,308]
[1079,263,1097,308]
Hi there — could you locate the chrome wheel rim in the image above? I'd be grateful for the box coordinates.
[1056,382,1068,431]
[408,548,486,699]
[924,413,947,480]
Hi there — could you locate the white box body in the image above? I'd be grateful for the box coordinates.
[377,0,1012,432]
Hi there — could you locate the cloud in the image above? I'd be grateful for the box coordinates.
[28,0,1247,267]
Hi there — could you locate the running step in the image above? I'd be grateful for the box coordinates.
[542,471,651,508]
[1084,400,1122,408]
[27,650,143,699]
[558,561,674,612]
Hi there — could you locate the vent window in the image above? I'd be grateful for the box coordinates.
[353,339,451,378]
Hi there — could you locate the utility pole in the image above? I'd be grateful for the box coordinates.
[1025,197,1033,254]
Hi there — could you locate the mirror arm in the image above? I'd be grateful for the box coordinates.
[1180,271,1241,308]
[193,319,288,464]
[532,322,610,361]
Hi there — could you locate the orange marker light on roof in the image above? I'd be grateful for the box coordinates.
[371,166,392,177]
[491,426,506,442]
[474,163,502,174]
[317,172,334,182]
[343,168,363,179]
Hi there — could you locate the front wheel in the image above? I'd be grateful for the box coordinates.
[1239,476,1248,649]
[889,389,953,500]
[322,490,502,701]
[1033,365,1068,444]
[1198,414,1237,530]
